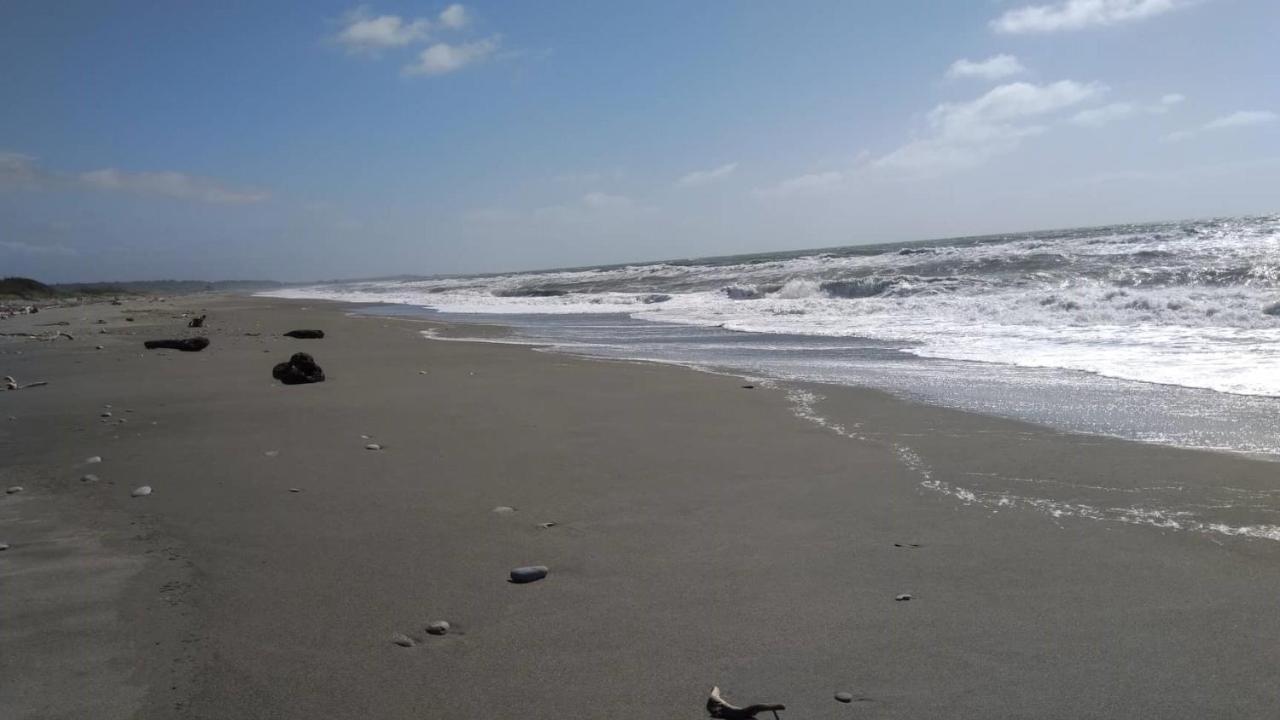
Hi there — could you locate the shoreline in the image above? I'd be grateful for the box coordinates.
[3,294,1280,718]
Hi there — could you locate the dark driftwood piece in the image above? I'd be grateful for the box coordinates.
[283,329,325,339]
[187,315,206,328]
[143,338,210,352]
[707,686,785,719]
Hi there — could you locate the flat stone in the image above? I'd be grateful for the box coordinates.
[509,565,549,584]
[0,543,8,551]
[86,456,102,464]
[493,506,516,514]
[391,632,415,647]
[100,411,113,418]
[6,486,23,494]
[264,450,279,457]
[131,486,152,497]
[289,488,302,493]
[537,522,558,529]
[425,620,450,636]
[365,443,382,451]
[835,692,853,703]
[81,474,99,483]
[895,594,912,602]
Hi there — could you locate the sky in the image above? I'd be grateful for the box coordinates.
[1,0,1278,282]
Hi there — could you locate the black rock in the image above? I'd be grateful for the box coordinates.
[272,352,326,385]
[187,315,206,328]
[834,692,853,703]
[509,565,548,584]
[284,329,325,339]
[143,337,209,352]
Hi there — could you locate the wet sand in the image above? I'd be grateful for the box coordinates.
[2,295,1279,719]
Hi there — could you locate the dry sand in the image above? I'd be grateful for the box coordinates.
[2,295,1278,719]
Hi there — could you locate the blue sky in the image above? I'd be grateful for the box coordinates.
[2,0,1277,282]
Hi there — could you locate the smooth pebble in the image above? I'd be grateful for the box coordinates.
[493,506,516,514]
[86,456,102,464]
[895,594,912,602]
[0,543,8,551]
[289,488,302,493]
[101,412,112,418]
[131,486,152,497]
[81,474,99,483]
[391,633,415,647]
[365,443,382,451]
[835,692,853,703]
[426,620,450,636]
[509,565,549,584]
[6,486,22,494]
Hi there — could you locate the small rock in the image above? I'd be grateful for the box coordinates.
[0,543,8,551]
[101,411,113,418]
[425,620,450,636]
[493,506,516,514]
[537,522,558,529]
[509,565,549,584]
[95,345,104,350]
[365,443,382,451]
[86,456,102,464]
[360,434,371,440]
[264,450,279,457]
[131,486,152,497]
[391,632,415,647]
[289,488,302,493]
[835,692,853,703]
[895,594,912,602]
[143,337,209,352]
[81,474,99,483]
[272,352,325,385]
[6,486,23,494]
[741,385,755,389]
[283,329,325,339]
[418,370,428,375]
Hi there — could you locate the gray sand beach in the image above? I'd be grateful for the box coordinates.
[3,295,1279,719]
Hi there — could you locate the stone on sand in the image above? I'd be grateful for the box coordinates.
[0,543,8,551]
[143,337,209,352]
[81,474,99,483]
[131,486,152,497]
[895,594,912,602]
[6,486,23,494]
[509,565,549,584]
[283,329,325,339]
[272,352,326,385]
[365,443,382,451]
[86,456,102,464]
[391,633,415,647]
[426,621,450,636]
[493,506,516,514]
[835,692,853,703]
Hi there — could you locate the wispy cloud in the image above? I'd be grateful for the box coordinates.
[334,4,472,54]
[875,80,1105,174]
[402,36,500,76]
[946,54,1026,81]
[1164,109,1277,141]
[675,162,738,188]
[754,171,844,198]
[0,239,79,257]
[1069,93,1183,127]
[992,0,1191,34]
[0,151,268,204]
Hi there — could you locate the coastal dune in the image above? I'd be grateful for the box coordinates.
[2,295,1279,719]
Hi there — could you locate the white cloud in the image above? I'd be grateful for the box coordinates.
[334,5,472,54]
[675,162,738,188]
[335,6,431,53]
[876,80,1105,174]
[1165,109,1277,141]
[992,0,1190,34]
[403,36,499,76]
[1160,93,1186,106]
[754,171,844,198]
[0,152,267,204]
[946,54,1026,81]
[1070,102,1137,127]
[1204,110,1277,130]
[78,169,269,204]
[438,4,468,29]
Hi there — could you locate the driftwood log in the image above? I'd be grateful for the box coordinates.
[707,687,785,719]
[143,337,210,352]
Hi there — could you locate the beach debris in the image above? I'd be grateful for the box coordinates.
[272,352,325,385]
[284,329,325,339]
[365,443,382,451]
[4,379,15,391]
[81,474,99,483]
[264,450,279,457]
[126,317,134,322]
[834,692,853,703]
[493,506,516,514]
[426,620,451,636]
[706,686,786,719]
[391,632,415,647]
[509,565,549,584]
[418,370,428,375]
[741,385,755,389]
[101,411,113,418]
[144,337,209,352]
[95,345,104,350]
[0,543,9,551]
[894,543,921,549]
[289,488,302,493]
[6,486,23,494]
[187,315,206,328]
[131,485,152,497]
[537,522,558,529]
[895,594,912,602]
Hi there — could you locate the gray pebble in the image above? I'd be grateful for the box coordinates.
[289,488,302,493]
[835,692,853,703]
[492,506,516,514]
[537,522,558,529]
[131,486,152,497]
[509,565,549,584]
[6,486,22,494]
[86,456,102,464]
[391,632,415,647]
[365,443,382,451]
[101,411,112,418]
[0,542,9,551]
[426,620,450,636]
[81,474,99,483]
[895,594,912,602]
[95,345,104,350]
